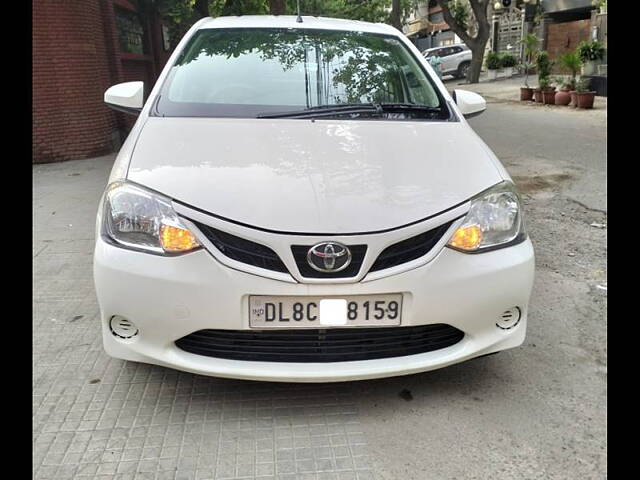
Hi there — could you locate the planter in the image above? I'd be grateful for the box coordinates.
[533,88,543,103]
[488,69,498,80]
[555,89,571,106]
[569,91,578,108]
[504,67,513,78]
[542,88,556,105]
[520,87,534,101]
[582,61,597,75]
[576,91,596,109]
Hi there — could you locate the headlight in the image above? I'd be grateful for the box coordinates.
[102,181,200,255]
[447,181,525,253]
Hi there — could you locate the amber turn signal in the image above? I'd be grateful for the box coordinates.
[448,224,483,251]
[160,224,200,252]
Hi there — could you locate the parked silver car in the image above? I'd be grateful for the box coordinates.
[423,44,472,79]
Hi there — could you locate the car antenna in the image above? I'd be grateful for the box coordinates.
[296,0,303,23]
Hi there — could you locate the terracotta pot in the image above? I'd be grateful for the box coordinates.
[520,87,534,101]
[576,91,596,109]
[542,88,556,105]
[555,89,571,106]
[533,88,543,103]
[569,91,578,107]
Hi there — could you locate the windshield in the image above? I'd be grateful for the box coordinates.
[155,28,449,120]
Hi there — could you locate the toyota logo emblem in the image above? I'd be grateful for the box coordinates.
[307,242,352,272]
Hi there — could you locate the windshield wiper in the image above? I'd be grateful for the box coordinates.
[257,103,378,119]
[375,102,443,114]
[257,102,444,119]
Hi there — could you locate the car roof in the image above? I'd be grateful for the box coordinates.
[424,44,468,52]
[198,15,399,36]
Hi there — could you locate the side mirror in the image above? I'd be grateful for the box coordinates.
[452,89,486,119]
[104,81,144,115]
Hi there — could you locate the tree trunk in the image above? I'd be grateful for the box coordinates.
[438,0,491,84]
[469,45,485,83]
[389,0,402,30]
[269,0,287,15]
[194,0,209,18]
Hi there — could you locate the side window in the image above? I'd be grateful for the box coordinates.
[452,46,463,54]
[440,48,452,57]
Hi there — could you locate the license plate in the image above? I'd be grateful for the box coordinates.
[249,294,402,328]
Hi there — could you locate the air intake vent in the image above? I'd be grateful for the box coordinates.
[190,220,288,273]
[369,220,455,272]
[175,324,465,362]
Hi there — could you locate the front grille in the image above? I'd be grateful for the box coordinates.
[369,220,455,272]
[175,324,464,363]
[292,244,367,278]
[191,220,288,273]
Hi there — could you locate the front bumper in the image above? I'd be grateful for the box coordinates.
[93,237,535,382]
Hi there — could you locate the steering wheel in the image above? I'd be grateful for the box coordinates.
[207,84,260,103]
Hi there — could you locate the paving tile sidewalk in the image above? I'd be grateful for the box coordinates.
[33,155,377,480]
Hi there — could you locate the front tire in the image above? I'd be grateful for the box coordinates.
[457,62,470,80]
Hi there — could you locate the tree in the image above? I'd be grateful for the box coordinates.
[269,0,286,15]
[154,0,414,53]
[284,0,398,24]
[194,0,209,17]
[389,0,401,30]
[437,0,492,83]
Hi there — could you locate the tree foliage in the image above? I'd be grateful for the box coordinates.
[155,0,414,44]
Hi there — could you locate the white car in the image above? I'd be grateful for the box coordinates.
[423,44,473,79]
[95,15,534,383]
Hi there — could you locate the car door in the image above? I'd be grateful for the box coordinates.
[439,47,455,74]
[446,46,465,73]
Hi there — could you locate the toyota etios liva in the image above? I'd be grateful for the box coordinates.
[94,16,535,382]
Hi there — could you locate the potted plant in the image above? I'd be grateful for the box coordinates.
[557,51,582,106]
[533,85,543,103]
[501,53,517,78]
[519,33,538,101]
[554,77,572,106]
[486,51,501,80]
[575,77,596,109]
[536,51,554,104]
[540,77,556,105]
[577,40,605,75]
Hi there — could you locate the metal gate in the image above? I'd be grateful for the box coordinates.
[495,7,523,55]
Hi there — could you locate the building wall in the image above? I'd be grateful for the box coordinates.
[33,0,172,164]
[546,19,591,63]
[33,0,119,163]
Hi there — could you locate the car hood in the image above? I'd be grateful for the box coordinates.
[127,117,504,233]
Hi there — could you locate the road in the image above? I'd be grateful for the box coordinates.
[33,100,606,480]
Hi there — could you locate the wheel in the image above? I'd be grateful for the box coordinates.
[457,62,470,80]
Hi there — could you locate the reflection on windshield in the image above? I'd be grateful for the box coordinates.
[158,28,444,118]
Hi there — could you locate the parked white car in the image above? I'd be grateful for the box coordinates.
[423,44,473,79]
[95,15,534,382]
